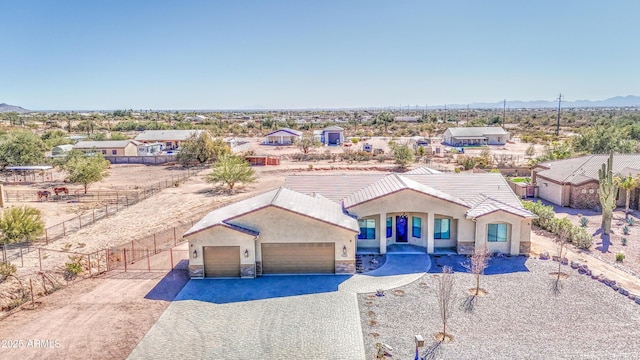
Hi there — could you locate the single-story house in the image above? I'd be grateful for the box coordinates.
[184,169,536,278]
[137,142,163,156]
[134,130,205,150]
[313,126,345,146]
[442,126,510,146]
[263,128,302,145]
[51,144,74,157]
[532,154,640,209]
[73,140,139,156]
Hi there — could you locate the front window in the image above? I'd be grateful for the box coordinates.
[386,217,392,238]
[101,150,107,155]
[412,217,421,238]
[487,223,508,242]
[111,150,117,155]
[434,218,450,239]
[358,219,376,240]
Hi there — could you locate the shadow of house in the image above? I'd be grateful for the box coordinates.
[144,267,191,301]
[427,255,529,274]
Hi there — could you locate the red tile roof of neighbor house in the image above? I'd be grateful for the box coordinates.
[535,154,640,185]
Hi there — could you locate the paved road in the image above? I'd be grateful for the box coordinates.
[128,254,431,360]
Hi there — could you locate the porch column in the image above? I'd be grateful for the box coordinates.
[280,135,284,144]
[380,212,387,254]
[427,212,434,254]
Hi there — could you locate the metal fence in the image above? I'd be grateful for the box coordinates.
[107,248,189,272]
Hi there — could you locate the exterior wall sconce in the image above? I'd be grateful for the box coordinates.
[342,245,348,256]
[192,249,197,258]
[244,249,249,258]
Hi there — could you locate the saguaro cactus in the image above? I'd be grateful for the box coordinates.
[599,152,618,235]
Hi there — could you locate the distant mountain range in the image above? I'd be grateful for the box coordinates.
[434,95,640,110]
[0,103,30,113]
[3,96,640,112]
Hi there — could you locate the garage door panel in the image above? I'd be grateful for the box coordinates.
[262,243,334,274]
[204,246,240,277]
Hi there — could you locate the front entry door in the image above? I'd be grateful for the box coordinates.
[396,215,408,242]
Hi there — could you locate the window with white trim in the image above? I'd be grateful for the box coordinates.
[487,223,508,242]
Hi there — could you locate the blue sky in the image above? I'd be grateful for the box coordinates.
[2,1,639,110]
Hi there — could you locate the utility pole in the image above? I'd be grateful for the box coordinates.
[503,99,506,127]
[556,94,562,137]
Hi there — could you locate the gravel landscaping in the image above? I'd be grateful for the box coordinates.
[359,256,640,360]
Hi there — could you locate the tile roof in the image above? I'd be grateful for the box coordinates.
[183,187,359,238]
[446,126,508,137]
[466,194,536,219]
[343,174,466,208]
[535,154,640,185]
[134,130,204,142]
[404,167,442,175]
[73,140,135,149]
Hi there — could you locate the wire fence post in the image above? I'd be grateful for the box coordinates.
[78,214,82,229]
[147,249,150,271]
[45,229,49,244]
[170,248,174,270]
[38,248,42,271]
[88,254,92,276]
[29,278,35,307]
[173,227,177,246]
[123,249,127,272]
[20,247,23,267]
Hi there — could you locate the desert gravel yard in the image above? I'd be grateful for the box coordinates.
[359,256,640,360]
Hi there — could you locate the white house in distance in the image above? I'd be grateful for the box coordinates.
[184,168,536,278]
[134,130,205,150]
[73,140,139,156]
[313,126,345,146]
[442,126,510,146]
[263,128,302,145]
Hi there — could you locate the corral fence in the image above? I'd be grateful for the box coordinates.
[1,243,108,276]
[0,170,65,185]
[20,167,205,245]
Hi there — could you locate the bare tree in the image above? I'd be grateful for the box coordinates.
[462,246,490,312]
[436,266,456,342]
[550,230,569,296]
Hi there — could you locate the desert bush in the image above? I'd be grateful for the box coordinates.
[0,262,17,283]
[64,256,84,281]
[579,216,589,227]
[616,252,625,262]
[523,200,593,249]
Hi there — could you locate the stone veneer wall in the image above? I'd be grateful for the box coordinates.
[255,261,262,276]
[519,242,531,255]
[335,260,356,274]
[189,264,204,278]
[457,242,474,255]
[569,182,600,209]
[241,264,256,278]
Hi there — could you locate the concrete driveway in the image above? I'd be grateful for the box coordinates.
[128,254,431,360]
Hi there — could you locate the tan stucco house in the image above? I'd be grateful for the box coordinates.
[532,154,640,209]
[442,126,509,146]
[184,169,536,278]
[73,140,139,156]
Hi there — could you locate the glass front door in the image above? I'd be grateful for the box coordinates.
[396,215,408,242]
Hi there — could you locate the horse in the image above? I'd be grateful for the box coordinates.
[53,187,69,196]
[37,191,50,201]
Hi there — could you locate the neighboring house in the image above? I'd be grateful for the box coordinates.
[395,116,419,122]
[184,169,535,278]
[313,126,345,146]
[442,126,510,146]
[263,128,302,145]
[532,154,640,209]
[73,140,139,156]
[51,144,74,157]
[137,142,163,156]
[134,130,205,150]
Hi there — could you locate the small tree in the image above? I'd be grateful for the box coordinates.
[464,246,490,296]
[392,144,414,169]
[436,266,456,342]
[615,174,639,218]
[177,131,229,165]
[0,206,45,245]
[525,144,536,157]
[295,135,321,154]
[550,229,569,296]
[61,151,110,194]
[207,154,256,192]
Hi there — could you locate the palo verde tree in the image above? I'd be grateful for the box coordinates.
[598,152,618,235]
[177,131,230,165]
[0,206,45,245]
[295,134,321,154]
[207,154,256,192]
[388,141,414,169]
[374,112,395,133]
[60,150,110,194]
[0,131,48,169]
[615,174,640,218]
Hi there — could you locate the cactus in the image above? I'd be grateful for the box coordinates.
[599,152,618,235]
